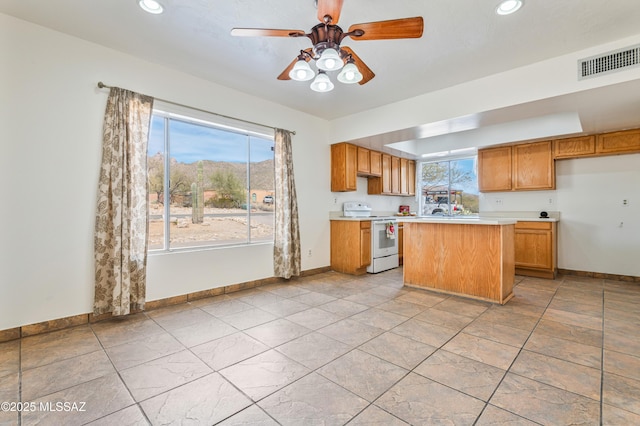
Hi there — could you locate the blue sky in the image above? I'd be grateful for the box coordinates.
[148,116,274,164]
[421,157,479,195]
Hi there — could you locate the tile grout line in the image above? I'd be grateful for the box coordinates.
[471,278,562,425]
[88,316,155,426]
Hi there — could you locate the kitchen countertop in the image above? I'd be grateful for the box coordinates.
[398,217,517,225]
[330,211,559,223]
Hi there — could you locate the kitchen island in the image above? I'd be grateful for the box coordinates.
[400,217,516,304]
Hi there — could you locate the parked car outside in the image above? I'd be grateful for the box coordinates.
[263,195,273,204]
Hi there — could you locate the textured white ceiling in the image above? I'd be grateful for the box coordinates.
[2,0,640,120]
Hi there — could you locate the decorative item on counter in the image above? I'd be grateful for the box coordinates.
[399,205,410,215]
[386,222,395,239]
[539,211,549,218]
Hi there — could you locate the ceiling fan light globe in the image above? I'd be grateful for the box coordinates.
[496,0,523,15]
[138,0,164,14]
[310,72,334,92]
[316,48,344,71]
[337,62,363,84]
[289,60,315,81]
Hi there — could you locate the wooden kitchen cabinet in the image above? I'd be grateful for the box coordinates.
[514,221,557,279]
[554,136,596,159]
[478,141,554,192]
[369,150,382,177]
[554,128,640,160]
[596,128,640,155]
[330,220,371,275]
[368,153,392,195]
[407,160,416,196]
[357,146,370,175]
[391,156,400,194]
[512,140,555,190]
[331,143,357,192]
[399,158,409,195]
[478,146,512,192]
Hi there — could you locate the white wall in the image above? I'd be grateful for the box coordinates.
[0,14,331,330]
[329,34,640,145]
[330,177,419,215]
[480,154,640,277]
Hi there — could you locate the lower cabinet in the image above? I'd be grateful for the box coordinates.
[330,220,371,275]
[514,221,557,279]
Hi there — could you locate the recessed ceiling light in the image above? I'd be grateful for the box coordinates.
[496,0,523,15]
[139,0,164,14]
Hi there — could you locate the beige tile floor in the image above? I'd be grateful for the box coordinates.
[2,268,640,425]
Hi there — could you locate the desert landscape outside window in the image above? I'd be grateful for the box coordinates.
[147,109,275,251]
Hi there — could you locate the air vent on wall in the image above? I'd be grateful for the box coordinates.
[578,44,640,80]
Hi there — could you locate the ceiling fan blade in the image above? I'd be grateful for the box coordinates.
[231,28,306,38]
[348,17,424,40]
[277,48,313,80]
[341,46,375,85]
[317,0,344,24]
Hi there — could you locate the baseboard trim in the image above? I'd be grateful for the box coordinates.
[558,268,640,282]
[0,266,331,343]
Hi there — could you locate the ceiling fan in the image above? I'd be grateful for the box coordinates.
[230,0,424,92]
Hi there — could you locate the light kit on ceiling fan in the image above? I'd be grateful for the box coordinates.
[230,0,424,93]
[316,45,344,71]
[337,56,363,84]
[310,71,335,92]
[288,52,315,81]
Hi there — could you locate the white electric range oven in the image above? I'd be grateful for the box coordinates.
[342,202,399,273]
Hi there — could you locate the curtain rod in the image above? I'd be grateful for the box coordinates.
[97,82,296,135]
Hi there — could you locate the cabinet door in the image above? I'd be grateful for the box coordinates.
[357,147,370,175]
[360,224,371,268]
[381,154,392,194]
[514,229,552,270]
[331,143,357,192]
[513,141,555,190]
[370,150,382,177]
[478,146,512,192]
[391,156,400,194]
[399,158,409,195]
[596,129,640,154]
[407,160,416,196]
[554,136,595,159]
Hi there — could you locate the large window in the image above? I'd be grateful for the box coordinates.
[419,157,479,216]
[147,105,275,251]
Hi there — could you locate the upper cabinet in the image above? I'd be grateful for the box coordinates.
[554,128,640,160]
[478,141,555,192]
[512,141,555,190]
[367,153,415,196]
[478,146,512,192]
[596,129,640,155]
[357,146,371,175]
[369,150,382,177]
[331,143,391,192]
[331,143,357,192]
[554,136,596,159]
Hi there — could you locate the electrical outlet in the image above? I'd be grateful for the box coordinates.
[334,198,337,204]
[494,198,503,206]
[308,249,312,257]
[548,197,554,205]
[623,199,629,207]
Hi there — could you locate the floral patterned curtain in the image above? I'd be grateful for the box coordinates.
[94,88,154,316]
[274,129,301,279]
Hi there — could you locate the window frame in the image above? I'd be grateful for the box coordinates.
[418,155,479,217]
[148,101,275,253]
